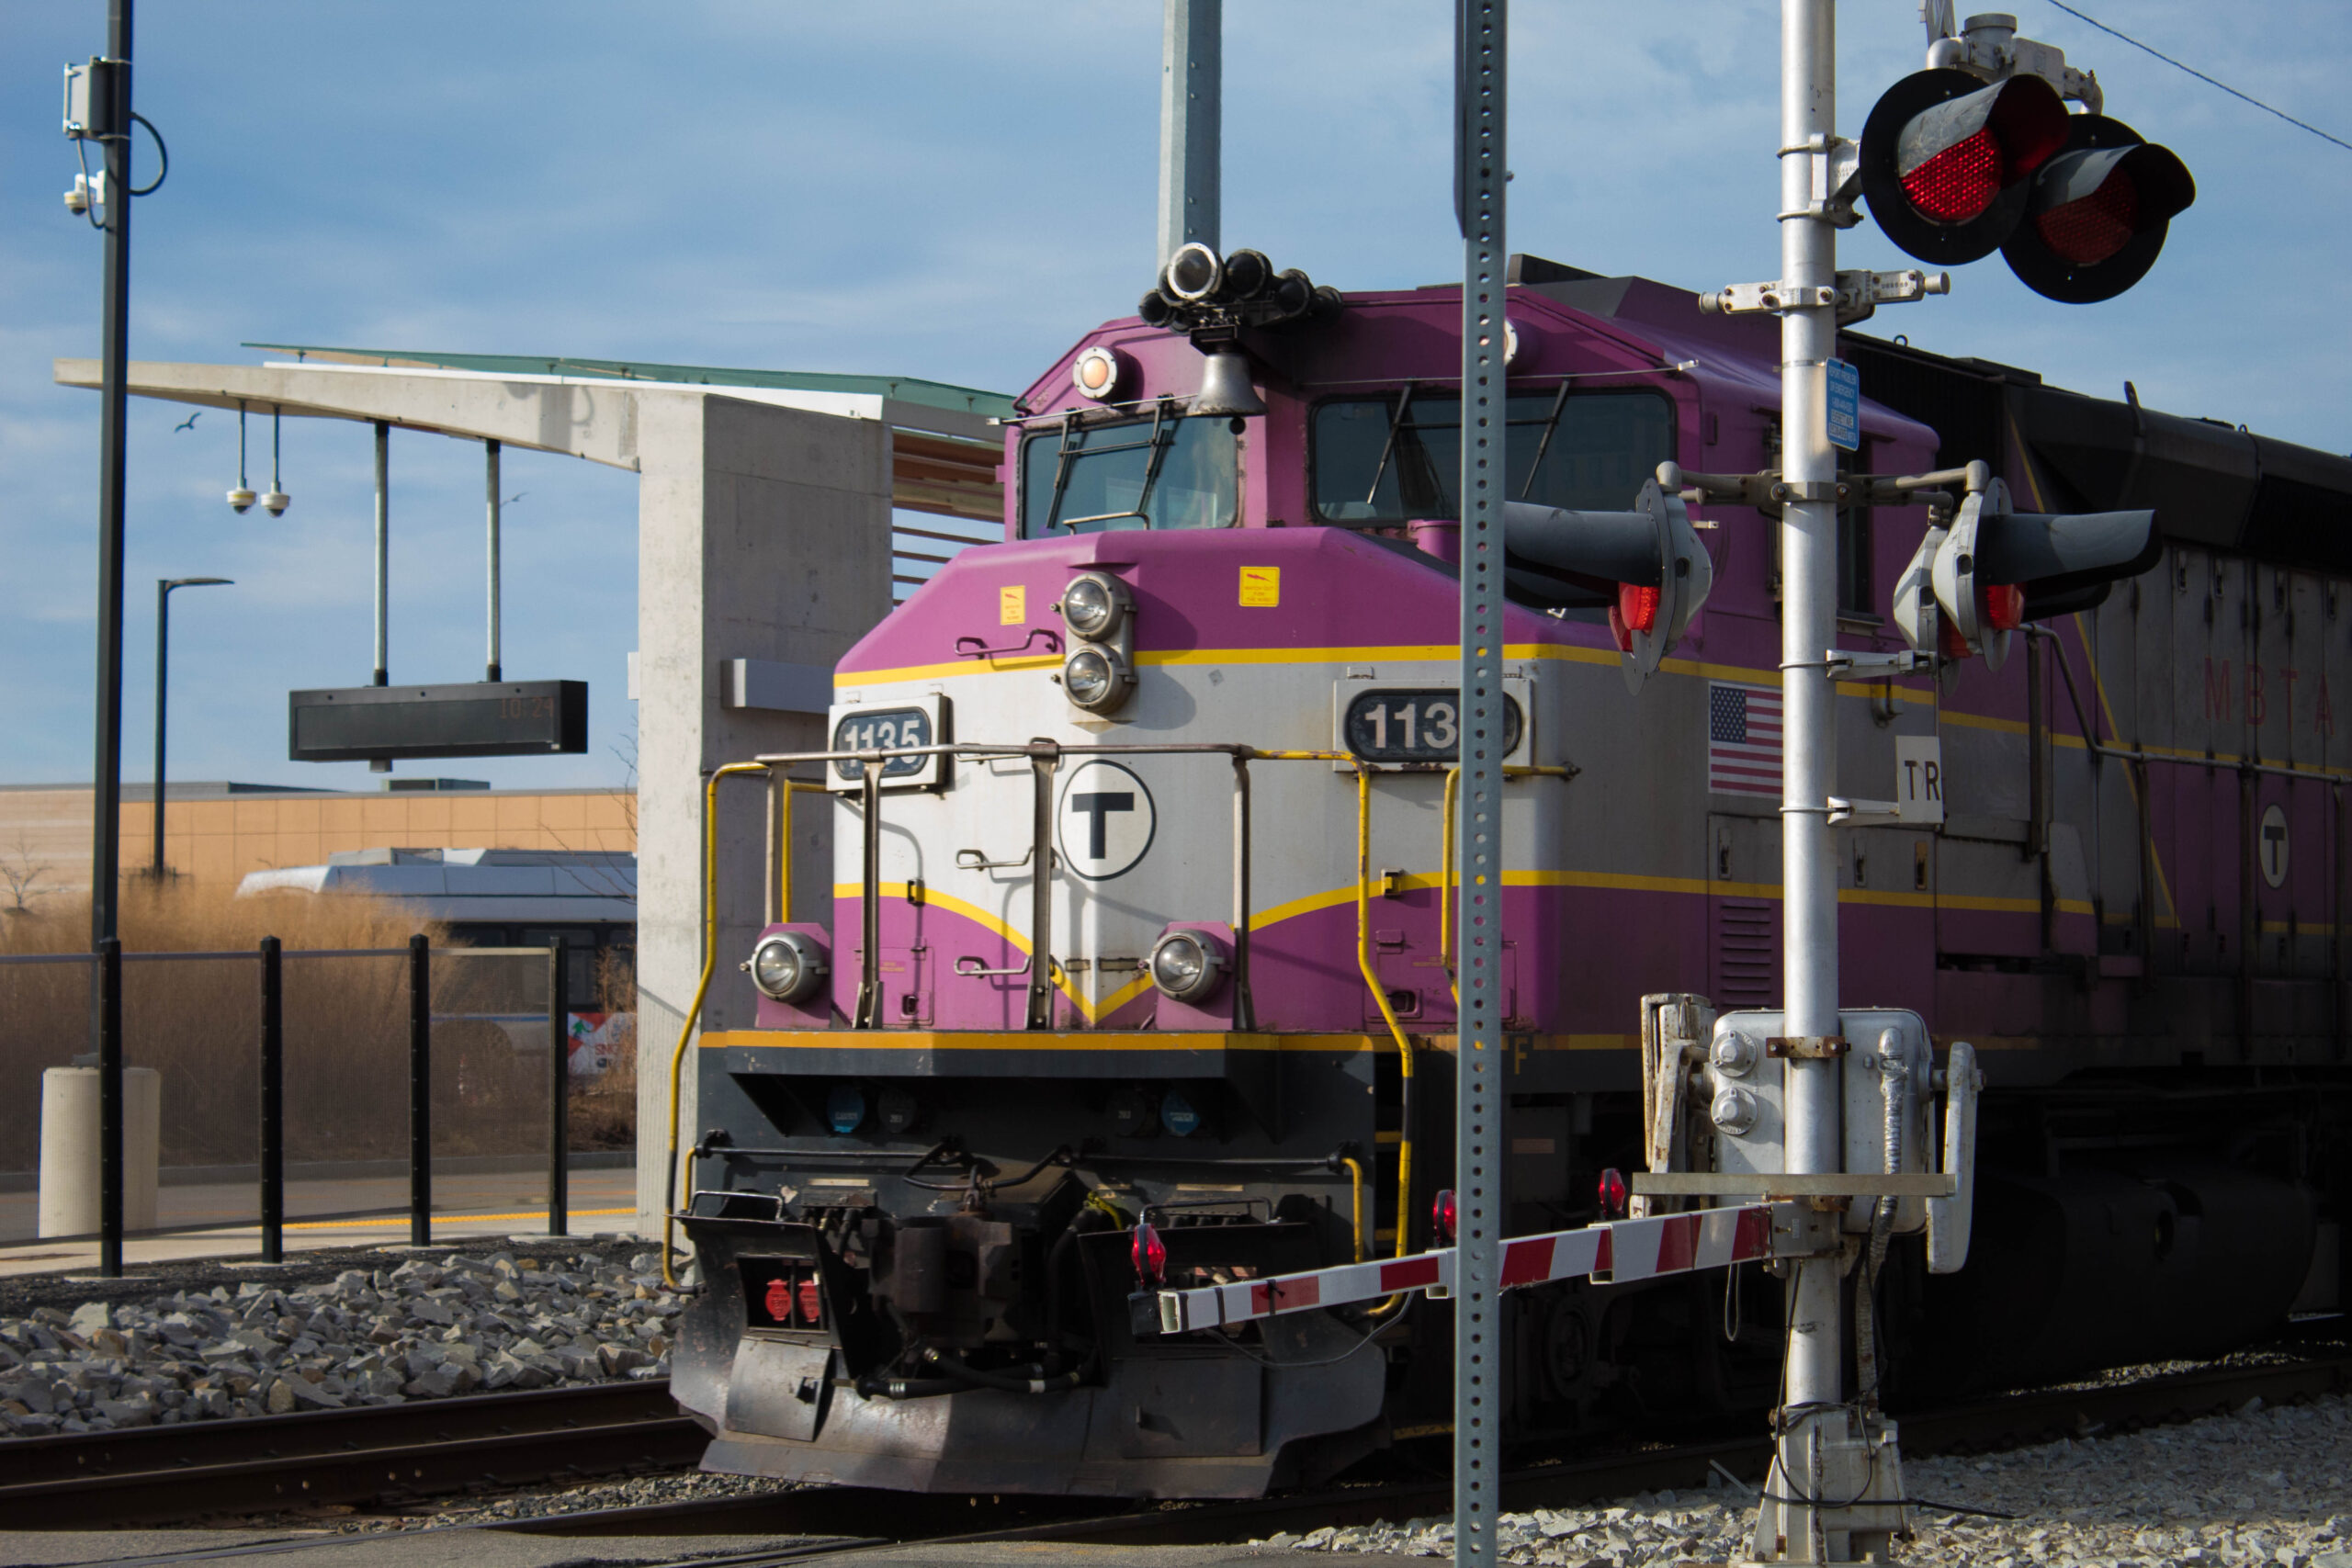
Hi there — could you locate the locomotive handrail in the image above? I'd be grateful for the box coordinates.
[663,760,775,1290]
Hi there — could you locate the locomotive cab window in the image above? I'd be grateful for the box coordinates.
[1311,389,1674,524]
[1019,404,1238,536]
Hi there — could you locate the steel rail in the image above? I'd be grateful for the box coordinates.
[0,1379,698,1529]
[19,1346,2345,1537]
[488,1348,2352,1562]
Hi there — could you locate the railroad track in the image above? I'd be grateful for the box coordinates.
[13,1342,2346,1543]
[0,1380,704,1529]
[495,1347,2352,1560]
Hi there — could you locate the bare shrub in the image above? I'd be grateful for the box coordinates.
[0,882,570,1175]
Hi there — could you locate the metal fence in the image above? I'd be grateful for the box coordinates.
[0,941,580,1258]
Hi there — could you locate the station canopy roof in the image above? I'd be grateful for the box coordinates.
[243,343,1019,423]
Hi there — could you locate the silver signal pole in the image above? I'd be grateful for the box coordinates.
[1156,0,1220,268]
[1778,0,1844,1437]
[1453,1,1505,1563]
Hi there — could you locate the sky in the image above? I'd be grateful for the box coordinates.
[1,1,2345,794]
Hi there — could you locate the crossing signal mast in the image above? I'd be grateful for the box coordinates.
[1862,6,2196,301]
[1673,5,2187,1563]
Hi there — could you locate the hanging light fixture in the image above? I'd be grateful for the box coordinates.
[260,403,290,516]
[226,400,256,513]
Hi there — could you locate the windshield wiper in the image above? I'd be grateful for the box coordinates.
[1049,398,1179,531]
[1362,382,1417,509]
[1516,382,1572,501]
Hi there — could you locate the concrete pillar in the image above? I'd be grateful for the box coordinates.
[633,393,893,1239]
[40,1066,161,1237]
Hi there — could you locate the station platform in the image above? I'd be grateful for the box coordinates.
[0,1158,637,1277]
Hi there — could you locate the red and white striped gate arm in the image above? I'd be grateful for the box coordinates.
[1154,1202,1793,1334]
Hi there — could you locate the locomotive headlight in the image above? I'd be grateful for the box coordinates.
[1057,571,1125,640]
[1070,344,1127,402]
[1148,928,1227,1004]
[746,930,826,1004]
[1061,646,1132,712]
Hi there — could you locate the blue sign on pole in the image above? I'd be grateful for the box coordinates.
[1826,358,1860,452]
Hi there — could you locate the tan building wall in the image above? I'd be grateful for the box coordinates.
[0,786,636,900]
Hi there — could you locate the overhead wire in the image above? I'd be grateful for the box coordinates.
[2044,2,2352,152]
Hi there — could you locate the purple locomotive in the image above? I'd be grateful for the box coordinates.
[669,249,2352,1496]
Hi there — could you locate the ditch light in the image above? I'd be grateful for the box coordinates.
[288,680,587,764]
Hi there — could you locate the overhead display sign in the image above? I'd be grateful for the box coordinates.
[288,681,587,763]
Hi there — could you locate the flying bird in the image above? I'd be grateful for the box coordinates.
[173,412,201,433]
[504,492,526,506]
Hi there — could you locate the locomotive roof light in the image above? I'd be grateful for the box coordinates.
[1070,344,1130,402]
[1058,644,1135,713]
[1148,927,1227,1004]
[1860,68,2069,264]
[2001,117,2195,304]
[1056,570,1130,641]
[745,929,827,1005]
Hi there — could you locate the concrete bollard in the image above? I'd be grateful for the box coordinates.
[39,1066,161,1238]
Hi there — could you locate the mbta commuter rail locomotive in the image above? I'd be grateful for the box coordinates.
[667,249,2352,1496]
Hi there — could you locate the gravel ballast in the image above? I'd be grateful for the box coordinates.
[1255,1393,2352,1566]
[0,1245,679,1434]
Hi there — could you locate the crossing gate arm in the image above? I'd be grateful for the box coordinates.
[1152,1203,1796,1334]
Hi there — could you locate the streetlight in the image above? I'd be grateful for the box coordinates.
[152,577,232,878]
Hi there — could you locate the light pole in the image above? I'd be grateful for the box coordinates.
[151,577,232,878]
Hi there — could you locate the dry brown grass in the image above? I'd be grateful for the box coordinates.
[0,880,622,1172]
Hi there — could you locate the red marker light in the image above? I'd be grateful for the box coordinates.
[1132,1221,1168,1287]
[797,1273,823,1328]
[1619,581,1660,636]
[763,1277,793,1324]
[1983,581,2026,632]
[1597,1168,1628,1219]
[1432,1189,1457,1245]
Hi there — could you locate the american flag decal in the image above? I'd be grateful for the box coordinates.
[1708,682,1783,796]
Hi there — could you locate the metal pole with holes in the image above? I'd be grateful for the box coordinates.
[408,933,431,1246]
[548,940,569,1236]
[1155,0,1219,270]
[257,936,283,1264]
[1453,2,1506,1562]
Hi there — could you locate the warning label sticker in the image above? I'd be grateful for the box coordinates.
[1239,567,1280,607]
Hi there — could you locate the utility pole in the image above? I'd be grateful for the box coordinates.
[1156,0,1220,270]
[1453,2,1506,1564]
[86,0,137,1281]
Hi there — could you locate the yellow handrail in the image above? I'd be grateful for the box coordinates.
[1339,1156,1369,1264]
[1355,766,1415,1316]
[662,761,775,1288]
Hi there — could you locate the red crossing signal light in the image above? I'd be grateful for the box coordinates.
[2002,117,2196,303]
[1861,69,2070,264]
